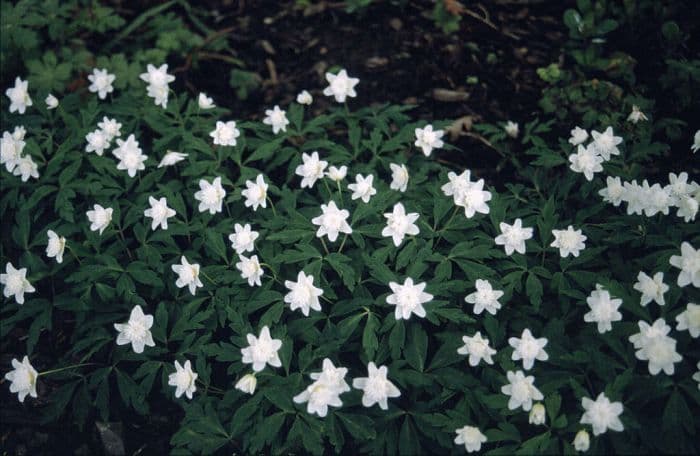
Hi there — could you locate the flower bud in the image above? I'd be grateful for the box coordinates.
[573,429,590,452]
[235,373,257,395]
[529,402,546,425]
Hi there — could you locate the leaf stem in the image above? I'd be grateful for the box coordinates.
[39,363,99,377]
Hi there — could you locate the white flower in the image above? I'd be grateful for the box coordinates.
[171,256,203,295]
[454,425,487,453]
[139,64,175,108]
[675,303,700,338]
[198,93,215,109]
[669,241,700,287]
[12,126,26,141]
[46,230,66,264]
[194,176,226,214]
[569,144,604,181]
[263,105,289,134]
[414,124,444,157]
[627,105,648,123]
[641,180,672,216]
[284,271,323,316]
[348,173,377,203]
[326,165,347,182]
[622,180,645,215]
[86,204,113,235]
[1,262,35,305]
[235,373,257,394]
[352,362,401,410]
[629,319,682,375]
[311,200,352,242]
[569,126,589,146]
[386,277,433,320]
[229,223,259,254]
[550,225,587,258]
[45,94,58,109]
[85,129,110,156]
[598,176,625,206]
[464,279,503,315]
[293,358,350,417]
[501,370,543,411]
[455,178,492,218]
[633,271,668,306]
[241,326,282,372]
[144,196,176,230]
[457,331,497,366]
[382,202,419,247]
[210,120,240,146]
[323,69,359,103]
[1,130,25,172]
[158,150,188,168]
[529,403,546,425]
[236,254,264,287]
[509,328,549,370]
[98,117,122,141]
[591,126,623,161]
[580,392,624,436]
[113,134,148,177]
[168,360,198,399]
[666,171,698,203]
[296,151,327,188]
[441,170,470,200]
[389,163,409,192]
[494,218,533,255]
[504,120,519,138]
[584,284,623,333]
[12,155,39,181]
[573,430,590,452]
[113,305,155,354]
[5,77,32,114]
[87,68,116,99]
[297,90,313,105]
[241,174,268,211]
[692,130,700,153]
[676,194,699,222]
[629,319,671,348]
[4,356,38,402]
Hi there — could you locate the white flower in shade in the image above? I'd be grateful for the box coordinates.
[168,360,198,399]
[12,155,39,181]
[584,284,623,333]
[569,126,589,146]
[326,165,347,182]
[236,254,264,287]
[569,144,604,181]
[641,180,672,216]
[113,305,155,354]
[591,126,623,161]
[386,277,433,320]
[241,326,282,372]
[629,319,671,348]
[454,425,487,453]
[389,163,409,192]
[235,373,257,394]
[629,319,682,375]
[457,331,496,366]
[675,303,700,338]
[171,256,203,295]
[98,117,122,141]
[284,271,323,316]
[573,430,590,452]
[158,150,188,168]
[1,129,25,172]
[139,64,175,108]
[294,359,350,417]
[323,69,359,103]
[669,242,700,288]
[509,328,549,370]
[665,172,696,203]
[263,105,289,134]
[12,126,26,141]
[633,271,668,306]
[228,223,258,254]
[86,204,113,235]
[144,196,176,230]
[501,370,543,411]
[414,124,444,156]
[296,151,327,188]
[465,279,503,316]
[194,176,226,214]
[296,90,313,105]
[45,94,58,109]
[4,356,38,403]
[550,225,587,258]
[87,68,116,99]
[598,176,625,206]
[1,262,35,305]
[676,194,699,222]
[580,392,624,436]
[382,202,419,247]
[441,170,470,201]
[5,77,32,114]
[529,403,546,425]
[504,120,519,138]
[210,120,240,146]
[622,180,645,215]
[198,93,215,109]
[311,200,352,242]
[46,230,66,264]
[348,174,377,203]
[456,178,492,218]
[85,129,110,156]
[310,358,351,394]
[352,362,400,410]
[242,174,268,211]
[113,134,147,177]
[627,105,648,123]
[692,130,700,153]
[494,218,533,255]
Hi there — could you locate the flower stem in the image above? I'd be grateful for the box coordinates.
[336,181,344,205]
[39,363,98,377]
[267,196,277,217]
[338,234,348,254]
[201,269,218,285]
[66,244,82,265]
[320,237,330,256]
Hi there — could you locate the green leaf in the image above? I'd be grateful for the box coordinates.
[405,323,428,371]
[526,273,543,309]
[336,412,376,440]
[362,313,379,359]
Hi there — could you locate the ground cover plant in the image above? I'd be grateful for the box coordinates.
[1,0,699,454]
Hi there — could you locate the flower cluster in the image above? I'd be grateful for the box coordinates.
[1,124,38,181]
